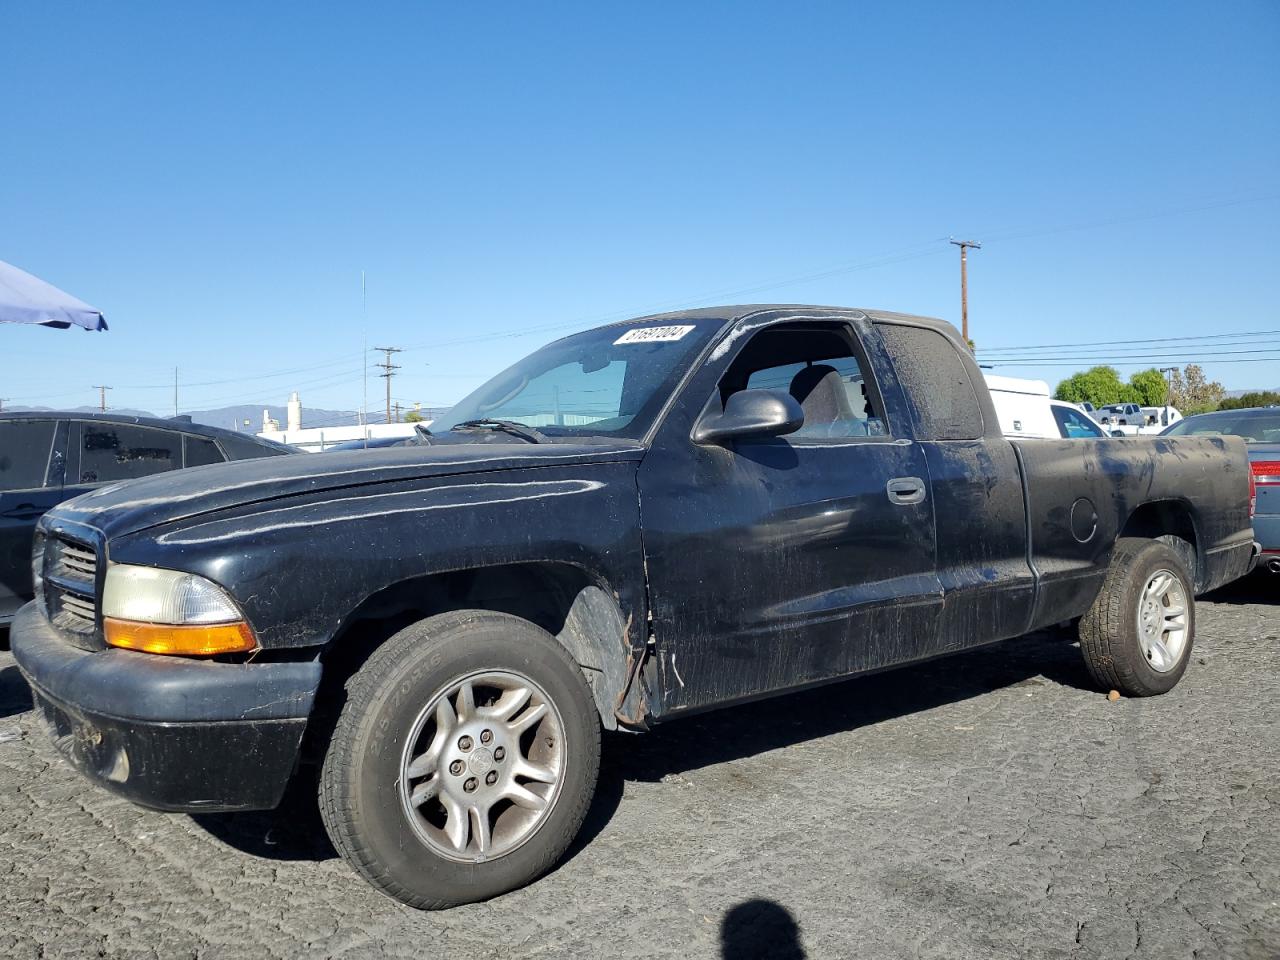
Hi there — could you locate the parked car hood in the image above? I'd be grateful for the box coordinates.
[46,440,646,540]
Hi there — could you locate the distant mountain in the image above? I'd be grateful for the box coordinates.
[4,403,363,431]
[1224,388,1280,399]
[178,404,362,431]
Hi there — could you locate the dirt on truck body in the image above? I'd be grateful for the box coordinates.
[11,304,1258,908]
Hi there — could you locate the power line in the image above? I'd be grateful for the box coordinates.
[986,356,1280,368]
[183,369,363,410]
[981,346,1280,363]
[13,190,1278,409]
[979,329,1280,354]
[976,191,1280,247]
[980,339,1280,359]
[378,244,955,361]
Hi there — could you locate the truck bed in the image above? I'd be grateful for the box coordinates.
[1012,434,1256,630]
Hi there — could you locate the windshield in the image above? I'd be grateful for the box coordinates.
[431,319,722,440]
[1162,410,1280,442]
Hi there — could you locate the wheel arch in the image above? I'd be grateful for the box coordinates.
[1119,498,1202,590]
[317,561,638,732]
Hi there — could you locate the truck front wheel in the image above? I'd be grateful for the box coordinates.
[319,610,601,909]
[1078,537,1196,696]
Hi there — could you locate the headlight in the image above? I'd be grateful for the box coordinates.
[102,564,257,656]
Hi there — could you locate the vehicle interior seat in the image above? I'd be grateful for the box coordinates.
[788,364,865,437]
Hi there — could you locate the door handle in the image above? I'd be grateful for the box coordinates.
[1,503,47,520]
[886,477,926,505]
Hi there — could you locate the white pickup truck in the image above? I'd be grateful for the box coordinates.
[1100,404,1183,436]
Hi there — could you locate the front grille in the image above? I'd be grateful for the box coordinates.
[56,541,97,580]
[59,592,96,622]
[43,534,100,644]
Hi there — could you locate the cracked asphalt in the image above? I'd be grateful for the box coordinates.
[1,575,1276,960]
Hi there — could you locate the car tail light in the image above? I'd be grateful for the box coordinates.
[1250,460,1280,517]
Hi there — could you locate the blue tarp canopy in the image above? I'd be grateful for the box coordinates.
[0,259,107,331]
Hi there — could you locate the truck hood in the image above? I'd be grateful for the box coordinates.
[48,440,646,541]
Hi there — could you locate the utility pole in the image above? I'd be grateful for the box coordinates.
[393,401,402,423]
[949,238,982,346]
[1159,366,1178,407]
[373,347,402,424]
[93,385,112,412]
[174,367,179,417]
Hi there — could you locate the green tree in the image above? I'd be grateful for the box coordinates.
[1168,364,1225,414]
[405,409,425,423]
[1053,366,1141,407]
[1128,368,1169,406]
[1218,390,1280,410]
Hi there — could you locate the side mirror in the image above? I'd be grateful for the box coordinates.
[693,389,805,445]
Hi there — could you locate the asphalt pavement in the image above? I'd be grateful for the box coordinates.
[1,575,1276,960]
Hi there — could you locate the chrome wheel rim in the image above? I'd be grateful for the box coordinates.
[398,670,566,864]
[1136,568,1189,673]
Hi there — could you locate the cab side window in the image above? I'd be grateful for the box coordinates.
[184,436,225,467]
[0,420,57,491]
[219,434,291,459]
[79,424,181,483]
[720,325,888,439]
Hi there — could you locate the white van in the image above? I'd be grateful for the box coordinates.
[985,374,1059,438]
[984,374,1107,439]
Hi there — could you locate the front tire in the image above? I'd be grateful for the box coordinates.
[319,610,601,909]
[1079,537,1196,696]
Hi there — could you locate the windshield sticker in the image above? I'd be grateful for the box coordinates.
[613,325,695,345]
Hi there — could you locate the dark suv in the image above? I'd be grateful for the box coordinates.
[0,412,295,624]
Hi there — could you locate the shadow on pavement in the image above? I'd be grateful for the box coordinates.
[1202,569,1275,607]
[194,629,1090,865]
[191,768,336,862]
[608,629,1090,786]
[0,663,33,720]
[720,899,805,959]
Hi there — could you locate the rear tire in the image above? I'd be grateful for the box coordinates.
[1079,537,1196,697]
[319,610,601,909]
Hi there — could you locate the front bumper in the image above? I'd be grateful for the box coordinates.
[10,602,322,812]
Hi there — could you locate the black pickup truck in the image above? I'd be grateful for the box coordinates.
[11,306,1257,909]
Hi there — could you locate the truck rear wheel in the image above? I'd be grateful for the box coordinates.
[319,610,601,909]
[1078,537,1196,697]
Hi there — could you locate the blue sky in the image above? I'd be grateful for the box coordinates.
[2,2,1278,421]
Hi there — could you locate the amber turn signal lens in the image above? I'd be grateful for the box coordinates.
[104,618,257,656]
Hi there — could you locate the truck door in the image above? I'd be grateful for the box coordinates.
[0,419,66,619]
[637,315,943,716]
[875,322,1036,647]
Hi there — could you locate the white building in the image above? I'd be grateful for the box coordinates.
[256,392,423,452]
